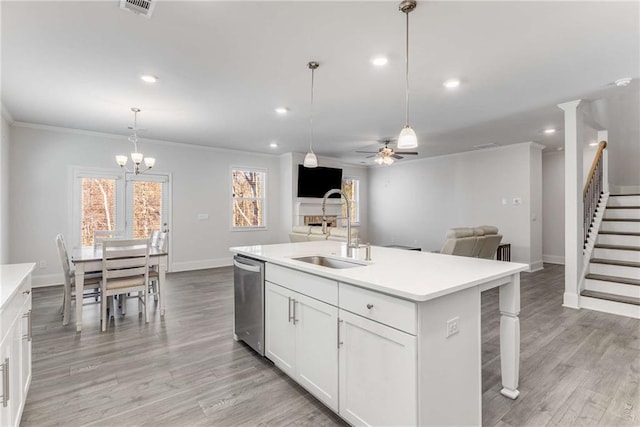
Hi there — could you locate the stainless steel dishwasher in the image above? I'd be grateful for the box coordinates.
[233,255,265,356]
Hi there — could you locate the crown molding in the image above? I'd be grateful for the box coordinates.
[1,105,14,124]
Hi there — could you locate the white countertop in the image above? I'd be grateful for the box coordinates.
[0,263,36,309]
[231,241,528,302]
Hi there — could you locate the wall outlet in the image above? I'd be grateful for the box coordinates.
[512,197,522,206]
[39,260,47,269]
[446,317,460,338]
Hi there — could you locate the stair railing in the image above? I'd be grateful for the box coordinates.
[583,140,607,246]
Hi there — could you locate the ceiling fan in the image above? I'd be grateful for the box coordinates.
[356,139,418,164]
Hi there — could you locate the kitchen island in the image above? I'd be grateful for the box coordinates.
[231,241,528,426]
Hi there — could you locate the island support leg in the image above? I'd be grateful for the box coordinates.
[499,273,520,399]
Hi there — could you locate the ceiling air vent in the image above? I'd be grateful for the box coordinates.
[120,0,156,18]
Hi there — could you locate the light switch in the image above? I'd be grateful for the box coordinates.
[197,213,209,220]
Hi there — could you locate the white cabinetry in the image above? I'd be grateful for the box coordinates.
[0,264,34,427]
[265,265,339,411]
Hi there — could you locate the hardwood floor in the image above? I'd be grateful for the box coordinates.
[22,264,639,426]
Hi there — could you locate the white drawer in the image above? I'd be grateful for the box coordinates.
[266,263,338,306]
[339,283,416,334]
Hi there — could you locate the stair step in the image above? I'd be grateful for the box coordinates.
[610,194,640,196]
[606,206,640,209]
[602,218,640,222]
[598,231,640,236]
[580,290,640,306]
[590,258,640,268]
[585,273,640,287]
[594,244,640,251]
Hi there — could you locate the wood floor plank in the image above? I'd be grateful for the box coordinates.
[22,263,640,426]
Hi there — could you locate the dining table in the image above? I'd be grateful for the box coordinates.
[70,245,168,332]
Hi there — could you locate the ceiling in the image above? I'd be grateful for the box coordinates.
[2,1,639,165]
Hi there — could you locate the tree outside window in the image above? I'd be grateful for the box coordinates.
[232,169,266,228]
[342,177,360,224]
[81,178,117,246]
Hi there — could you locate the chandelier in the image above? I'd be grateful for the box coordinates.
[115,107,156,175]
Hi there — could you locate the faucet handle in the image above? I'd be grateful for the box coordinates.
[365,243,372,261]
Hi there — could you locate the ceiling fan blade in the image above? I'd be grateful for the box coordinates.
[395,151,418,155]
[392,154,404,160]
[366,154,377,158]
[356,150,379,154]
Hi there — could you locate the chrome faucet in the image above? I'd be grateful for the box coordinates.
[322,188,358,258]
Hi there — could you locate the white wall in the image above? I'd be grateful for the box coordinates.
[542,151,565,264]
[368,142,542,268]
[9,123,287,285]
[0,113,10,264]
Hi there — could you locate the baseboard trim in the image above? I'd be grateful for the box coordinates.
[171,257,232,272]
[528,261,544,272]
[543,255,565,265]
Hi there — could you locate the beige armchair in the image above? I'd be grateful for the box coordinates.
[440,228,478,257]
[475,226,502,259]
[289,225,311,242]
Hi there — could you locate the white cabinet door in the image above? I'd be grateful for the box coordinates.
[264,282,296,377]
[294,292,339,412]
[339,309,417,427]
[10,319,22,427]
[0,337,11,427]
[20,306,32,402]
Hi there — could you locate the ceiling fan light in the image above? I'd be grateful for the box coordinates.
[374,156,384,165]
[397,125,418,149]
[383,156,394,165]
[303,151,318,168]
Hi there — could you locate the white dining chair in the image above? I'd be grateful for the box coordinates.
[55,234,101,326]
[101,238,150,331]
[94,229,125,248]
[148,232,167,310]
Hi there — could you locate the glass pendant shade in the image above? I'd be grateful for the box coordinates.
[144,157,156,168]
[303,151,318,168]
[397,125,418,149]
[115,155,128,166]
[383,156,394,165]
[131,152,144,164]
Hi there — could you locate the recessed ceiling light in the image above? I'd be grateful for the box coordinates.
[557,147,564,151]
[443,78,461,89]
[269,142,278,148]
[140,74,158,83]
[588,142,598,147]
[275,107,288,115]
[615,77,632,87]
[371,56,388,66]
[544,128,556,135]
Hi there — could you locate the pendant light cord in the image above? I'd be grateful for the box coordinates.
[405,10,410,127]
[310,66,315,152]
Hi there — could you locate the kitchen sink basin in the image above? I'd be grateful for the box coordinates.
[292,255,366,269]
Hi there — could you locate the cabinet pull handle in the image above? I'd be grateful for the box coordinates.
[22,310,32,341]
[366,303,374,309]
[1,357,9,407]
[337,319,344,348]
[288,297,293,323]
[292,300,298,325]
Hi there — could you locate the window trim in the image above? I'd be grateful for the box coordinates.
[230,166,268,231]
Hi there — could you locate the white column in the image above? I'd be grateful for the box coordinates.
[558,100,584,309]
[598,130,609,194]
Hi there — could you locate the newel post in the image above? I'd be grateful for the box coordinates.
[558,99,584,309]
[598,130,609,194]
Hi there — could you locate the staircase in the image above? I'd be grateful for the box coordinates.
[581,194,640,318]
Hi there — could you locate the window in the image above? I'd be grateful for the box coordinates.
[80,177,118,246]
[130,180,163,239]
[232,168,266,228]
[342,177,360,224]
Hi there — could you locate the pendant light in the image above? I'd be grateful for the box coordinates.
[303,61,319,168]
[115,107,156,175]
[397,0,418,150]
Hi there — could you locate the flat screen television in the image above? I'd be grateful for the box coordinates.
[297,165,343,198]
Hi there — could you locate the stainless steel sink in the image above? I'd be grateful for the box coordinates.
[292,255,366,269]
